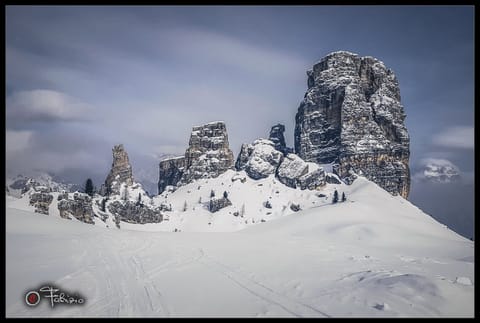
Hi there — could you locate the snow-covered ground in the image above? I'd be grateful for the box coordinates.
[5,176,474,317]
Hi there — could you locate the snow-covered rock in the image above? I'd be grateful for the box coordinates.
[7,173,80,197]
[421,160,461,183]
[295,51,410,198]
[107,200,163,225]
[298,168,326,190]
[57,192,95,224]
[158,121,235,194]
[208,196,232,213]
[245,139,284,179]
[180,121,235,185]
[276,153,308,188]
[29,191,53,215]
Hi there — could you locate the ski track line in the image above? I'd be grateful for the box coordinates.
[196,250,329,318]
[128,253,171,316]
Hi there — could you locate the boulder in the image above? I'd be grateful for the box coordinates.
[243,139,284,180]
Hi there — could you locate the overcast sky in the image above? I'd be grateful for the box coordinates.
[5,6,474,237]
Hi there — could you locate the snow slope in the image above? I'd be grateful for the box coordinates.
[5,177,474,317]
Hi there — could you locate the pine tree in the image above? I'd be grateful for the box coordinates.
[136,193,142,206]
[240,203,245,217]
[223,191,228,199]
[210,189,215,198]
[84,178,94,197]
[332,190,339,204]
[183,200,188,212]
[342,192,346,202]
[100,198,106,212]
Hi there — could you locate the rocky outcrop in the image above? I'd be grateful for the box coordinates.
[276,154,308,188]
[181,121,235,184]
[104,144,134,195]
[294,51,410,198]
[421,161,460,183]
[158,121,235,193]
[236,139,326,190]
[276,154,326,190]
[208,197,232,213]
[29,191,53,215]
[57,192,95,224]
[8,174,80,195]
[108,201,163,224]
[326,174,342,184]
[235,143,254,171]
[298,168,326,190]
[269,124,293,155]
[158,157,185,194]
[236,139,284,180]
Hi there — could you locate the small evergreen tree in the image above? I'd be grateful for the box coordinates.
[223,191,228,199]
[332,190,339,204]
[183,200,188,212]
[240,203,245,217]
[210,189,215,198]
[100,198,106,212]
[84,178,94,197]
[136,193,142,206]
[342,192,346,202]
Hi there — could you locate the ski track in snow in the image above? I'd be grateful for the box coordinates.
[196,250,330,317]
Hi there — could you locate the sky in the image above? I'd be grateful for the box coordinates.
[5,6,474,237]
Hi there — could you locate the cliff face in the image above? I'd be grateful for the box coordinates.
[158,121,235,194]
[158,157,185,194]
[294,51,410,198]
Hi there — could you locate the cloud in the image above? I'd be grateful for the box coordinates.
[6,130,33,154]
[5,125,112,183]
[432,126,474,149]
[418,157,459,168]
[6,89,93,126]
[154,27,309,79]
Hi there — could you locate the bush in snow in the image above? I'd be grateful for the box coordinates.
[264,200,272,209]
[290,203,301,212]
[208,197,232,213]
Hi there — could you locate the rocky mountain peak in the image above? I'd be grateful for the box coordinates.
[158,121,235,194]
[295,51,410,198]
[268,124,293,155]
[104,144,134,195]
